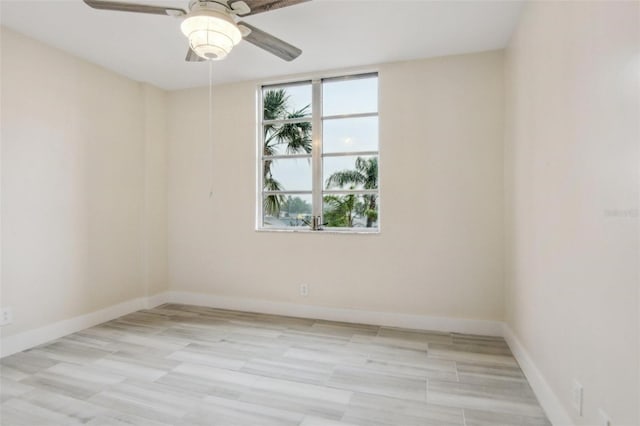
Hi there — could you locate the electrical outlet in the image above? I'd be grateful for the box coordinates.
[299,283,309,297]
[572,380,583,416]
[598,409,611,426]
[0,307,13,326]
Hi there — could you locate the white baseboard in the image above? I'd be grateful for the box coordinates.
[0,294,167,358]
[145,291,171,309]
[503,324,573,426]
[165,291,504,336]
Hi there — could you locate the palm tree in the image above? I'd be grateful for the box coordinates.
[323,194,357,227]
[325,157,378,227]
[263,89,312,216]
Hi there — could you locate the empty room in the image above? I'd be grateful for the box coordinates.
[0,0,638,425]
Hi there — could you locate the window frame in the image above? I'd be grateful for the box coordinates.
[257,71,380,233]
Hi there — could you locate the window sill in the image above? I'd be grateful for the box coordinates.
[256,228,380,235]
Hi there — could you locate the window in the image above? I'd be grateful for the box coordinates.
[258,73,379,231]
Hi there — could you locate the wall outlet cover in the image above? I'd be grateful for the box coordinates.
[0,307,14,326]
[299,284,309,297]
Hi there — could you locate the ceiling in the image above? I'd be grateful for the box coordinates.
[0,0,525,90]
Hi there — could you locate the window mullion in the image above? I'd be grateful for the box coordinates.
[312,79,323,220]
[263,116,312,126]
[258,87,265,229]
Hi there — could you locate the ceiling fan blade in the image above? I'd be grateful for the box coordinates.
[230,0,309,16]
[185,47,206,62]
[83,0,187,16]
[238,22,302,61]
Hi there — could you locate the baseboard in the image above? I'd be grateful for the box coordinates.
[503,324,573,426]
[0,294,168,358]
[165,291,504,336]
[145,291,172,309]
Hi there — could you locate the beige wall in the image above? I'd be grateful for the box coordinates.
[142,85,169,297]
[167,51,505,321]
[0,27,168,336]
[504,2,639,425]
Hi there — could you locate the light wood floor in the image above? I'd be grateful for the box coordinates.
[0,304,549,425]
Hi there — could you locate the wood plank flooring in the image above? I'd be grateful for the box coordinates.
[0,304,550,425]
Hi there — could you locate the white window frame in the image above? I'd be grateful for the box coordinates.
[257,72,379,233]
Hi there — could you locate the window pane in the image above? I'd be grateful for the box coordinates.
[263,121,312,156]
[263,84,312,120]
[322,76,378,116]
[323,193,379,229]
[323,116,378,154]
[323,155,378,191]
[263,193,312,228]
[264,157,312,192]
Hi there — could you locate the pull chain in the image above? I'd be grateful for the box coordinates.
[208,60,214,198]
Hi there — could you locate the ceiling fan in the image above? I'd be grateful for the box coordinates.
[83,0,308,62]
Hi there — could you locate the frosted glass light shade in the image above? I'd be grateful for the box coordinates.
[181,11,242,60]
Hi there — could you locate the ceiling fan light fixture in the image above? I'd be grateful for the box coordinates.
[82,0,305,63]
[181,10,242,60]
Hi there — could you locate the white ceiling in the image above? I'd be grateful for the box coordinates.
[0,0,524,90]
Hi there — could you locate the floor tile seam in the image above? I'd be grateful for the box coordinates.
[426,394,541,420]
[90,382,200,415]
[1,397,82,424]
[428,391,549,413]
[174,393,249,424]
[234,387,352,421]
[322,356,344,390]
[36,389,118,421]
[43,359,130,386]
[427,377,542,397]
[342,359,433,382]
[425,353,519,368]
[426,377,429,403]
[374,326,383,339]
[22,375,113,402]
[463,407,552,422]
[321,378,427,404]
[456,373,531,386]
[424,391,540,408]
